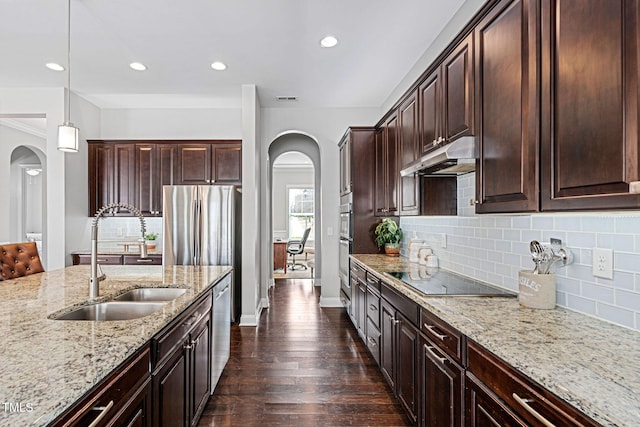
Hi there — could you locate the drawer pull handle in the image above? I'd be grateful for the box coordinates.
[88,400,114,427]
[425,345,448,365]
[367,337,377,347]
[136,258,154,263]
[512,393,556,427]
[424,324,447,341]
[96,259,109,263]
[183,343,193,350]
[368,304,378,311]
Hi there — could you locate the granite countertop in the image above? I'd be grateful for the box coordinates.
[0,264,232,426]
[352,254,640,427]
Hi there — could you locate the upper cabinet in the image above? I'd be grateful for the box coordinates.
[375,113,400,216]
[339,135,352,196]
[89,140,242,217]
[540,0,640,210]
[398,91,420,215]
[419,33,475,157]
[175,141,242,186]
[475,0,539,213]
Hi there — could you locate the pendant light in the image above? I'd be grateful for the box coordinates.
[57,0,79,152]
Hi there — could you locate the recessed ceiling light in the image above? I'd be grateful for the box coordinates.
[129,62,147,71]
[46,62,65,71]
[211,61,227,71]
[320,36,338,48]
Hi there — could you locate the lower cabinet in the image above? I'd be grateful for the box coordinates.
[420,334,464,427]
[152,293,212,427]
[396,313,419,423]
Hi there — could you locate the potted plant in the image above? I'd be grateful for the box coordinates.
[374,218,403,257]
[144,232,158,250]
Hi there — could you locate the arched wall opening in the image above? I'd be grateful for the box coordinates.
[267,132,322,289]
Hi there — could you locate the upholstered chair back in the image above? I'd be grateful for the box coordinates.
[0,242,45,280]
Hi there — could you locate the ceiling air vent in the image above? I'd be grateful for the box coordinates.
[276,96,298,101]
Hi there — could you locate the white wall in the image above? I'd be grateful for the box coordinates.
[100,108,241,139]
[0,88,66,269]
[401,173,640,332]
[271,166,314,239]
[260,107,380,307]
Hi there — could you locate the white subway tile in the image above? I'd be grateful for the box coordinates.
[614,289,640,311]
[596,234,635,252]
[596,303,634,329]
[554,216,582,231]
[512,216,531,229]
[566,294,597,315]
[614,252,640,273]
[581,216,615,233]
[581,283,614,304]
[531,216,554,230]
[615,216,640,233]
[566,232,597,249]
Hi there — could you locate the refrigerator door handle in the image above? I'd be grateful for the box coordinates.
[193,199,199,265]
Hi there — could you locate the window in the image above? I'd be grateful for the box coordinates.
[288,187,314,241]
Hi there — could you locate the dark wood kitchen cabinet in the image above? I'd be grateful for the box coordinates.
[338,128,379,254]
[89,140,241,217]
[398,91,420,216]
[540,0,640,211]
[135,144,177,216]
[418,33,475,157]
[152,293,212,427]
[466,340,601,427]
[89,142,136,216]
[474,0,539,213]
[175,142,241,186]
[375,114,400,217]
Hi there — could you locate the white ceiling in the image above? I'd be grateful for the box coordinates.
[0,0,467,109]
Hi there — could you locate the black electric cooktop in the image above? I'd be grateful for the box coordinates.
[383,269,516,297]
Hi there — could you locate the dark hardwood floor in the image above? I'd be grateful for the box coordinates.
[198,278,411,427]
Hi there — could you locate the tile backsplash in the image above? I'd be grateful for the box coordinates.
[94,217,163,250]
[401,173,640,331]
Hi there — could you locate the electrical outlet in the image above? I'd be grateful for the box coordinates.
[592,248,613,279]
[441,233,447,249]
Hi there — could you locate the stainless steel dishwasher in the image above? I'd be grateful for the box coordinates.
[211,274,231,393]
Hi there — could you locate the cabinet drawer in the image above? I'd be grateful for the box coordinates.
[420,308,464,364]
[123,254,162,265]
[366,318,381,366]
[381,281,419,327]
[154,293,213,369]
[467,340,600,427]
[365,272,381,294]
[366,288,380,329]
[73,254,122,265]
[53,345,151,427]
[350,261,367,281]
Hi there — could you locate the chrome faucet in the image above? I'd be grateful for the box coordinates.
[89,203,148,299]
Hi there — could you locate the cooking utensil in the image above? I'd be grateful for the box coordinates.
[530,240,544,274]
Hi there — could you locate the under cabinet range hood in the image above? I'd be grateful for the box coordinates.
[400,136,476,177]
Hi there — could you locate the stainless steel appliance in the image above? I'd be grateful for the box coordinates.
[339,193,352,306]
[384,269,516,297]
[163,185,242,321]
[211,274,231,393]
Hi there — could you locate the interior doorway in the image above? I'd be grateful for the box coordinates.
[272,152,315,279]
[267,133,321,288]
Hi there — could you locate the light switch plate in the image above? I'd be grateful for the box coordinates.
[592,248,613,279]
[441,233,447,249]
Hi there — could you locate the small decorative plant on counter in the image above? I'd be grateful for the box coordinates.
[374,218,403,257]
[144,232,158,250]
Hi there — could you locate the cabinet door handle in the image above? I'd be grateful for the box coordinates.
[368,304,378,311]
[183,343,193,350]
[424,324,447,341]
[425,345,448,365]
[388,208,398,212]
[88,400,114,427]
[512,393,556,427]
[367,337,377,347]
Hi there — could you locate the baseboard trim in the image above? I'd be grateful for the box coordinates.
[239,298,265,326]
[319,296,343,307]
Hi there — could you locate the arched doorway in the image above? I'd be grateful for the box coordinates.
[267,132,321,291]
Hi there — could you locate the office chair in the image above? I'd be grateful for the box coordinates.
[0,242,45,281]
[287,228,311,270]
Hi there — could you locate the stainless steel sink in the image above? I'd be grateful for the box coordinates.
[113,288,186,302]
[52,301,166,321]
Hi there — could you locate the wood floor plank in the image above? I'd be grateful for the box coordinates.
[198,278,411,427]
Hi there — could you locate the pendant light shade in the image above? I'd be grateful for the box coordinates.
[58,122,79,152]
[57,0,79,153]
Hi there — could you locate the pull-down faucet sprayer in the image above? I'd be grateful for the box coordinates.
[89,203,148,299]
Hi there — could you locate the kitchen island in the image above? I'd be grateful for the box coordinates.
[351,254,640,427]
[0,264,232,426]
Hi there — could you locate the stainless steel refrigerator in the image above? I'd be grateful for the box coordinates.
[162,185,242,321]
